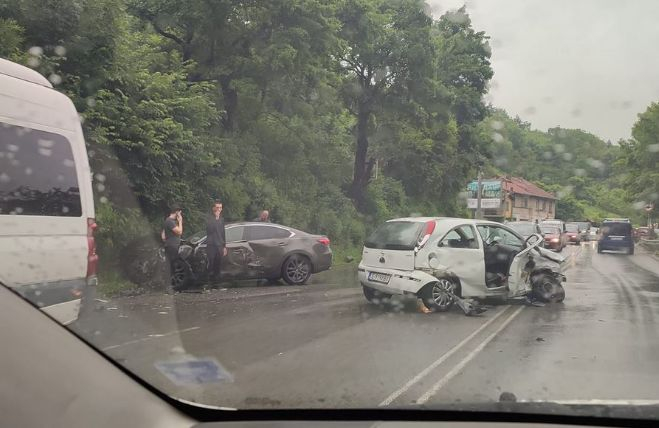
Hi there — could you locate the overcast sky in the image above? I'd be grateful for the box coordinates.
[427,0,659,142]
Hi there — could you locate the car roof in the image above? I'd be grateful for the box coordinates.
[387,217,504,229]
[0,58,53,88]
[225,222,306,234]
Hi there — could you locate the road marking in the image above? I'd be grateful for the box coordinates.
[102,326,201,351]
[416,305,525,405]
[378,305,512,407]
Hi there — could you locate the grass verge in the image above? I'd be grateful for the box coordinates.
[97,269,139,298]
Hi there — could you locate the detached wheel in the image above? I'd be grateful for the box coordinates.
[420,278,458,312]
[363,286,391,304]
[533,274,565,303]
[171,259,192,291]
[282,255,312,285]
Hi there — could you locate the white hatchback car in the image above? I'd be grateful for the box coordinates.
[358,217,565,311]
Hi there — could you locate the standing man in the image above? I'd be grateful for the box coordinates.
[253,210,270,222]
[162,205,183,282]
[206,200,227,284]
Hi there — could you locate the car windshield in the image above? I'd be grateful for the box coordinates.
[540,226,560,235]
[3,0,659,424]
[507,223,535,236]
[364,221,425,250]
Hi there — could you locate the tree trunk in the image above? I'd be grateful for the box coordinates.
[220,76,238,132]
[351,104,374,211]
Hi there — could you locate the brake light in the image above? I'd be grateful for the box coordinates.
[87,218,99,280]
[418,221,436,248]
[318,237,331,246]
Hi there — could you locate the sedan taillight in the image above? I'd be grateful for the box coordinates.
[318,237,331,246]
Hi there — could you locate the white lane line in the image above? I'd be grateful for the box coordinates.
[416,305,525,405]
[378,306,512,407]
[102,326,201,351]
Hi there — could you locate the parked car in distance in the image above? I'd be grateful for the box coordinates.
[598,218,634,255]
[540,224,566,252]
[506,221,545,247]
[575,221,592,241]
[565,223,582,244]
[173,222,332,289]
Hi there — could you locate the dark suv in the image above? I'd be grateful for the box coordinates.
[597,219,634,255]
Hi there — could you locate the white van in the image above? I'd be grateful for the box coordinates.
[0,58,97,325]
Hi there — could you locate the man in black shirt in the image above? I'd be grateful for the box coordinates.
[162,205,183,280]
[206,200,227,283]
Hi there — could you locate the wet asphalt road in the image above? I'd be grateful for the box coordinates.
[70,242,659,409]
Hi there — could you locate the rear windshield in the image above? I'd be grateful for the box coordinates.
[541,226,560,234]
[508,223,535,236]
[566,224,579,232]
[602,222,632,236]
[364,221,424,250]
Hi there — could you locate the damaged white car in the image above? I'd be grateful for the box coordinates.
[358,217,566,314]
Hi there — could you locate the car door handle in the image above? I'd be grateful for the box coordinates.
[277,242,286,246]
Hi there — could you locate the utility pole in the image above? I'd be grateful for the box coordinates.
[476,165,483,220]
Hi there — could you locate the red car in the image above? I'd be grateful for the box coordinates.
[541,224,566,252]
[565,223,582,244]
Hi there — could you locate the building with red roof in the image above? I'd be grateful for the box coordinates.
[467,176,557,221]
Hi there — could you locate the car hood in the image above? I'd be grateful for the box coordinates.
[536,246,566,263]
[408,400,659,420]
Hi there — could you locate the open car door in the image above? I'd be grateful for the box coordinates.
[507,234,544,297]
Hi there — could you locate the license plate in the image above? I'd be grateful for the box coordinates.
[368,272,391,284]
[610,237,623,241]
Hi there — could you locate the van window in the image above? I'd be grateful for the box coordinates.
[602,222,632,237]
[0,123,81,216]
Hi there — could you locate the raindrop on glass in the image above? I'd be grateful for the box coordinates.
[648,144,659,153]
[96,183,106,192]
[95,173,106,182]
[492,132,504,143]
[38,139,54,148]
[553,144,565,153]
[490,120,504,131]
[7,144,19,152]
[562,153,573,161]
[27,57,40,68]
[54,45,66,57]
[28,46,43,56]
[62,206,70,214]
[0,173,10,183]
[48,74,63,85]
[574,168,585,176]
[100,196,109,204]
[38,148,52,157]
[63,159,75,168]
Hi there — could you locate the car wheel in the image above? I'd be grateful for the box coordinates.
[420,278,458,312]
[282,255,312,285]
[171,259,192,291]
[363,286,391,304]
[533,274,565,303]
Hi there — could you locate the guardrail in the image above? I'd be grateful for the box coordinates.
[639,239,659,256]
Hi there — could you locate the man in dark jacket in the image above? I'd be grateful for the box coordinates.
[206,200,227,283]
